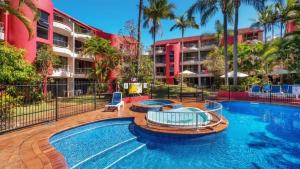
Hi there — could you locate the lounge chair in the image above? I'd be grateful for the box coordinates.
[270,85,283,97]
[105,92,124,111]
[249,85,261,97]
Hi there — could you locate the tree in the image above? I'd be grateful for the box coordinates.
[232,0,262,85]
[203,47,225,85]
[0,0,38,38]
[83,36,121,83]
[143,0,175,82]
[188,0,233,85]
[137,0,143,60]
[0,42,39,84]
[251,6,273,43]
[170,14,198,100]
[35,45,60,95]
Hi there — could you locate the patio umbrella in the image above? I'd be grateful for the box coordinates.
[269,69,296,75]
[220,71,248,78]
[179,70,197,75]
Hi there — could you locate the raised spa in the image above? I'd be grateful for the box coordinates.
[131,99,182,112]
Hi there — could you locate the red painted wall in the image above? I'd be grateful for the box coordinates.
[286,21,297,33]
[7,0,54,63]
[165,43,180,84]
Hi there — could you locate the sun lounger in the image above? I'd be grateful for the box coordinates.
[105,92,124,111]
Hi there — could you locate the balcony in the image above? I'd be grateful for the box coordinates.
[0,23,4,40]
[53,21,72,36]
[182,57,199,65]
[183,44,198,52]
[200,42,217,51]
[53,46,73,57]
[51,65,73,78]
[74,68,92,78]
[73,27,92,40]
[155,47,166,54]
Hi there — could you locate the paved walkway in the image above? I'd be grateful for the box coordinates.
[0,99,227,169]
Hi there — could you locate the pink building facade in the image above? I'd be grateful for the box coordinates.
[1,0,137,96]
[153,28,263,86]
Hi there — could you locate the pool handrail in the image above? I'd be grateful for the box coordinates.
[146,100,223,129]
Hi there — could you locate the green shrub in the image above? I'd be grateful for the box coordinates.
[220,85,246,92]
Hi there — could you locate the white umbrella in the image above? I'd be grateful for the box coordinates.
[220,71,248,78]
[179,70,196,75]
[270,69,296,75]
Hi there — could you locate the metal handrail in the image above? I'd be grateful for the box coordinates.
[146,100,223,129]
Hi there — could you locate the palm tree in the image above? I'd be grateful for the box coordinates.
[0,0,38,38]
[232,0,262,85]
[251,6,273,43]
[137,0,143,67]
[170,14,199,101]
[188,0,233,85]
[215,20,223,46]
[143,0,175,82]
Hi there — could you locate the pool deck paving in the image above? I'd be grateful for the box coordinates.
[0,99,228,169]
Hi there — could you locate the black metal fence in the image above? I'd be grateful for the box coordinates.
[1,82,299,133]
[0,82,111,134]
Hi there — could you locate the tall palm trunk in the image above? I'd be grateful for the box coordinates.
[280,21,283,38]
[152,21,157,83]
[222,2,229,85]
[180,29,184,101]
[264,25,267,44]
[233,0,239,85]
[137,0,143,69]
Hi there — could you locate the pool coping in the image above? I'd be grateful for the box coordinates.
[0,99,227,169]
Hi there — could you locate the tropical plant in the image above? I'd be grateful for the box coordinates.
[251,5,273,43]
[0,42,39,84]
[35,45,60,94]
[188,0,234,85]
[137,0,143,58]
[0,0,38,38]
[232,0,262,85]
[170,14,198,97]
[143,0,175,82]
[203,47,225,85]
[83,36,121,83]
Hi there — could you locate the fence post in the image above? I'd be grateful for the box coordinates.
[94,81,97,110]
[269,89,272,103]
[228,85,231,101]
[55,81,58,121]
[201,86,204,101]
[167,85,170,99]
[150,83,153,99]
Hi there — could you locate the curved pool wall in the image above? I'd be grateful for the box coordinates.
[50,101,300,169]
[147,107,212,128]
[131,99,182,112]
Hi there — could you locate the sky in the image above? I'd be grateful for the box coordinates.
[53,0,264,49]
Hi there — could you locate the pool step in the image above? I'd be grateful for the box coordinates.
[71,138,145,169]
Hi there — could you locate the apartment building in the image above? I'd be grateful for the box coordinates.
[1,0,137,96]
[153,28,263,86]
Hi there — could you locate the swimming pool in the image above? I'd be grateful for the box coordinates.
[139,99,174,106]
[50,101,300,169]
[131,99,182,112]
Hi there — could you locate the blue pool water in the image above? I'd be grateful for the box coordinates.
[50,101,300,169]
[139,99,173,106]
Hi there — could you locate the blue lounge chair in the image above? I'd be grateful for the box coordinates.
[249,85,261,97]
[262,84,271,93]
[271,85,283,97]
[105,92,124,111]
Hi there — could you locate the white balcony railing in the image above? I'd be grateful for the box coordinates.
[51,65,73,77]
[53,46,73,57]
[0,22,4,40]
[53,21,72,34]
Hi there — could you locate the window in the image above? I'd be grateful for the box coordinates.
[169,51,174,62]
[170,66,174,76]
[54,14,64,23]
[37,10,49,39]
[53,33,68,47]
[75,40,84,53]
[156,67,165,76]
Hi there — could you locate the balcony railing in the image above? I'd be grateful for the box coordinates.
[53,39,68,48]
[75,68,92,75]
